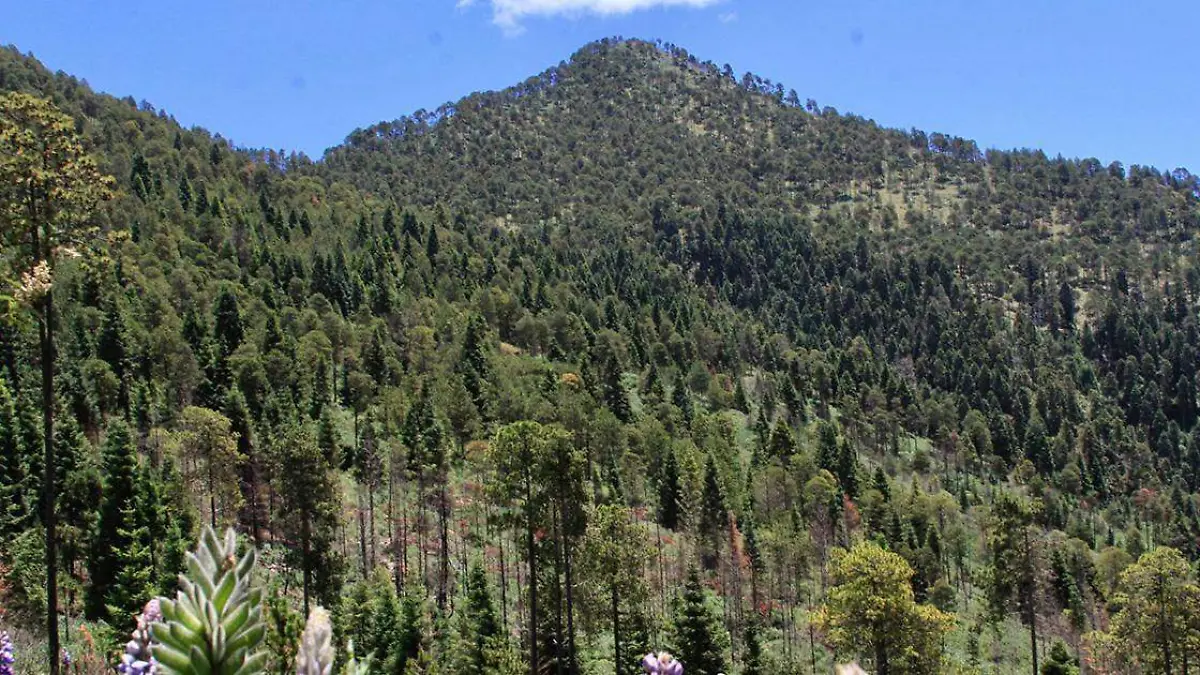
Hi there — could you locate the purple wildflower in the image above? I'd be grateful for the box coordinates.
[0,631,14,675]
[117,599,161,675]
[642,651,683,675]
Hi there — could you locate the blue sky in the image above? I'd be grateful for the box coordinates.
[3,0,1197,171]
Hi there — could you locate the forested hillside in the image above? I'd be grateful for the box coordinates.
[1,37,1199,675]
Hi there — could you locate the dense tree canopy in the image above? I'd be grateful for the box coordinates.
[0,35,1198,675]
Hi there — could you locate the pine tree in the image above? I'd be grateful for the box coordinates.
[460,315,493,423]
[600,353,632,423]
[657,445,682,531]
[670,568,729,675]
[213,285,245,360]
[105,505,154,619]
[178,406,243,529]
[742,619,764,675]
[672,372,694,422]
[0,92,113,674]
[814,541,954,675]
[86,420,148,620]
[582,504,651,675]
[987,492,1049,675]
[768,419,797,461]
[277,422,343,615]
[453,563,506,674]
[698,455,725,569]
[0,375,29,534]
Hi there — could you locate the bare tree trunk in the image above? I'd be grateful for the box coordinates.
[563,521,578,675]
[358,486,368,579]
[389,466,399,593]
[611,584,621,675]
[302,515,312,617]
[369,480,376,571]
[655,518,666,626]
[437,482,450,612]
[552,509,565,675]
[41,286,60,675]
[525,477,539,675]
[500,525,509,633]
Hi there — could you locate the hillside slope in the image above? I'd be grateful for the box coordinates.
[0,37,1198,675]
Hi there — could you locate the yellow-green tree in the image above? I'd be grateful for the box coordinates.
[814,540,954,675]
[177,405,244,529]
[580,503,652,675]
[487,420,569,675]
[1108,546,1200,674]
[0,92,112,674]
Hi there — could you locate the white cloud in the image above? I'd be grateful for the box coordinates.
[718,10,737,22]
[475,0,721,33]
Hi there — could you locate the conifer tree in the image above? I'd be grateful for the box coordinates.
[86,421,148,620]
[0,92,112,673]
[814,541,954,675]
[460,314,493,423]
[698,455,725,569]
[453,563,507,674]
[670,568,729,675]
[277,422,343,615]
[582,504,652,675]
[987,493,1049,675]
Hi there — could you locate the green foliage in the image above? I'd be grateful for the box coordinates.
[450,563,510,675]
[814,541,954,675]
[1105,546,1200,673]
[266,584,304,675]
[88,420,154,621]
[1040,640,1078,675]
[1,32,1200,675]
[669,568,729,675]
[336,572,418,675]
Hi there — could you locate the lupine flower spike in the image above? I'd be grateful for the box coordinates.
[118,598,162,675]
[296,608,334,675]
[642,651,683,675]
[341,641,370,675]
[0,631,15,675]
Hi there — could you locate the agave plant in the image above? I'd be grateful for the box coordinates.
[150,527,267,675]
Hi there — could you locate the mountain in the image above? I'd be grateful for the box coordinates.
[1,36,1199,675]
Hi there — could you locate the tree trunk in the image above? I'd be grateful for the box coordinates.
[369,479,376,571]
[437,482,450,612]
[525,476,539,675]
[611,585,621,675]
[552,509,565,675]
[562,516,578,675]
[208,457,217,529]
[358,486,368,579]
[389,468,399,593]
[1025,527,1039,675]
[500,527,509,633]
[302,514,312,617]
[41,288,59,675]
